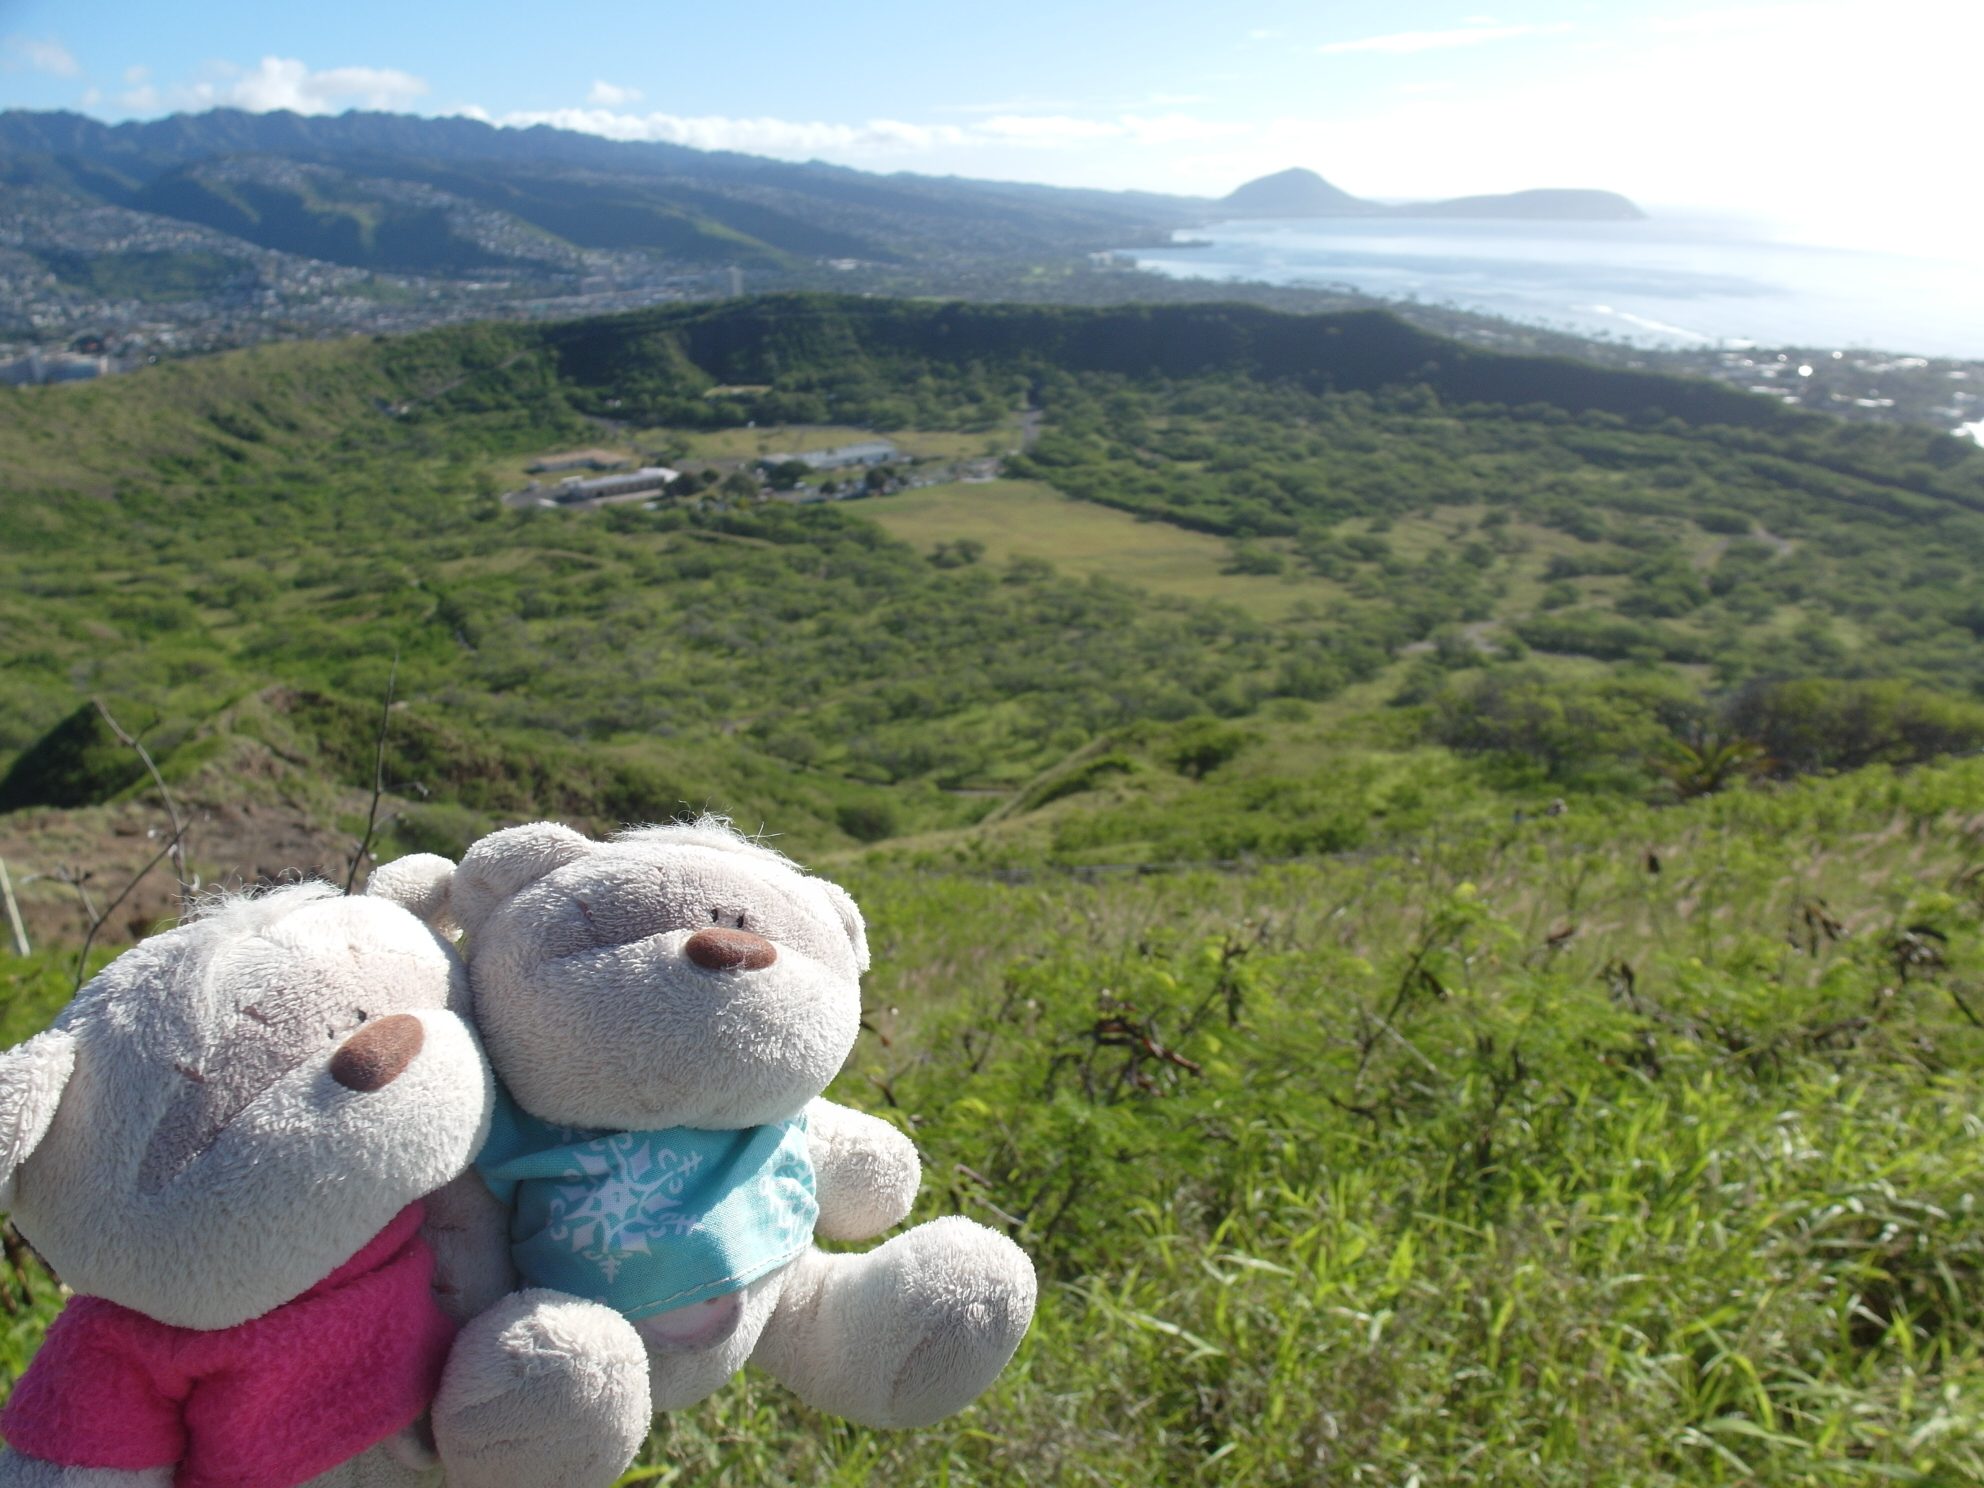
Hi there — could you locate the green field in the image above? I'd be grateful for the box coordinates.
[865,478,1346,621]
[668,421,1019,463]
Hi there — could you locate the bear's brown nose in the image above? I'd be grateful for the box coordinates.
[684,928,778,971]
[329,1013,424,1092]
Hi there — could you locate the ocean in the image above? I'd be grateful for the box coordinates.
[1124,217,1984,361]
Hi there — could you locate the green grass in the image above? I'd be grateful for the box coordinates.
[864,479,1345,622]
[615,756,1984,1483]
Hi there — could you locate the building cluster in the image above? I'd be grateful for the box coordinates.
[505,466,682,510]
[761,440,900,471]
[527,449,631,474]
[0,183,752,367]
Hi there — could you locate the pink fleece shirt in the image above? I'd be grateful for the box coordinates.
[1,1203,456,1488]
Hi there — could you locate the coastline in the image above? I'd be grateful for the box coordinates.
[1124,218,1984,361]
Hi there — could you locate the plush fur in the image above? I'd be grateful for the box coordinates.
[0,887,492,1488]
[371,818,1036,1481]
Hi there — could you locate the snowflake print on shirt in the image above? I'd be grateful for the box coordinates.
[543,1134,707,1282]
[477,1088,819,1319]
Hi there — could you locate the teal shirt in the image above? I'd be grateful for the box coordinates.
[476,1089,818,1319]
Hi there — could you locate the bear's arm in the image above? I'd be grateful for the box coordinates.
[804,1099,921,1241]
[420,1171,518,1324]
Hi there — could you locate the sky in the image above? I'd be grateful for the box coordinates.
[1,0,1979,261]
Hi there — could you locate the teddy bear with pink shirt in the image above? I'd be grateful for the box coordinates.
[0,883,645,1488]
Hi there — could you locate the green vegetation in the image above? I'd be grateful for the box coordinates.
[1009,374,1983,693]
[1,294,1979,867]
[38,247,248,304]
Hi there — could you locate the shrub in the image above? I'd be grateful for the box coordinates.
[1723,678,1984,774]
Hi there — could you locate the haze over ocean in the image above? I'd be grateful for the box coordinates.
[1127,216,1984,360]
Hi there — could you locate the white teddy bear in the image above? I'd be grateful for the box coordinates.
[0,885,497,1488]
[371,818,1036,1482]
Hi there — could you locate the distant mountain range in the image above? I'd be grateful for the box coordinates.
[0,109,1646,287]
[1218,167,1644,221]
[0,109,1201,275]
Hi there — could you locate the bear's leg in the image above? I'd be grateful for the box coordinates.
[750,1219,1036,1428]
[641,1270,787,1411]
[430,1289,651,1488]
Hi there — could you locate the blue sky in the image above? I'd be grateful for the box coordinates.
[1,1,1978,257]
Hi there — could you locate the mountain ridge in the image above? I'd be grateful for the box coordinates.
[1,108,1645,283]
[1218,166,1644,221]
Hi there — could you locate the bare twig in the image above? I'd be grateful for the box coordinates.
[345,654,399,893]
[0,858,28,956]
[50,866,99,928]
[92,699,191,904]
[74,822,186,988]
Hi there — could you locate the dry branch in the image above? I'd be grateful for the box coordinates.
[91,698,191,905]
[73,822,186,989]
[345,654,399,894]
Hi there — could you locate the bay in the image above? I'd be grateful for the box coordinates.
[1124,216,1984,360]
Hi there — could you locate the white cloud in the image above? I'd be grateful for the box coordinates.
[227,57,429,113]
[112,56,428,116]
[484,105,1246,159]
[80,85,102,107]
[587,80,642,107]
[493,107,968,155]
[4,36,80,77]
[1318,22,1571,55]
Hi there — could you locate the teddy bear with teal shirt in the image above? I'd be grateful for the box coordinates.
[370,817,1036,1487]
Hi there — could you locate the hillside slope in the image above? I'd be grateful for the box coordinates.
[0,294,1979,897]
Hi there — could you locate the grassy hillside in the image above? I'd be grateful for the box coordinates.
[0,292,1977,859]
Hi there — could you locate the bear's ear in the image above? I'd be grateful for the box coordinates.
[366,853,461,938]
[0,1029,76,1210]
[819,880,870,975]
[452,822,594,938]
